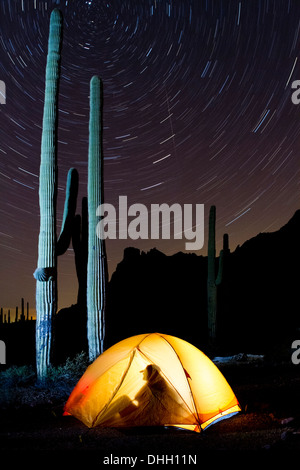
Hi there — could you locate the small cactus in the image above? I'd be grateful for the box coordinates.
[223,233,230,255]
[56,168,79,256]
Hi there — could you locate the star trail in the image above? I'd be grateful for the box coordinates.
[0,0,300,312]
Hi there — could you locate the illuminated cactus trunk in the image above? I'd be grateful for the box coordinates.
[207,205,223,343]
[87,76,108,361]
[35,9,62,380]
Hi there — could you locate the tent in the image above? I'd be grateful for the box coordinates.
[64,333,240,432]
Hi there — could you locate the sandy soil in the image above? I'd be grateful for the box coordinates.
[1,361,300,465]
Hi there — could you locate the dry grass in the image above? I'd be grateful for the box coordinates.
[0,352,89,407]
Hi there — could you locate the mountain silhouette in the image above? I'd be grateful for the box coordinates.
[105,210,300,355]
[3,211,299,366]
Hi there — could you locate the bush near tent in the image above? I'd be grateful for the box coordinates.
[64,333,240,432]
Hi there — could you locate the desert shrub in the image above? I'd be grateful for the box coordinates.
[0,364,36,388]
[0,352,89,407]
[45,351,89,394]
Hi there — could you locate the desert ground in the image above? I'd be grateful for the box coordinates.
[1,358,300,466]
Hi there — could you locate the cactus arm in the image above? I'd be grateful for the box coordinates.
[72,197,88,307]
[56,167,79,256]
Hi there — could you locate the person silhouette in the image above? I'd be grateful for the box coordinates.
[116,364,192,427]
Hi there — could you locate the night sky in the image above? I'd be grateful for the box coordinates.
[1,0,300,314]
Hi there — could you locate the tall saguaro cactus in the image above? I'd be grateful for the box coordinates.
[87,76,108,361]
[207,205,223,343]
[34,10,78,380]
[35,9,62,380]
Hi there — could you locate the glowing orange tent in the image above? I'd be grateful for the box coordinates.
[64,333,240,432]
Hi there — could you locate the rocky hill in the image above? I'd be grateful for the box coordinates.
[105,210,300,355]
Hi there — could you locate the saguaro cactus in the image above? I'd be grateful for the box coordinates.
[34,9,62,380]
[207,205,223,343]
[87,76,108,361]
[34,10,78,380]
[21,298,25,322]
[223,233,230,255]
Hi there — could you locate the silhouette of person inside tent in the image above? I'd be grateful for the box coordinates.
[102,364,193,427]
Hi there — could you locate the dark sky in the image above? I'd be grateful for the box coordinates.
[1,0,300,314]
